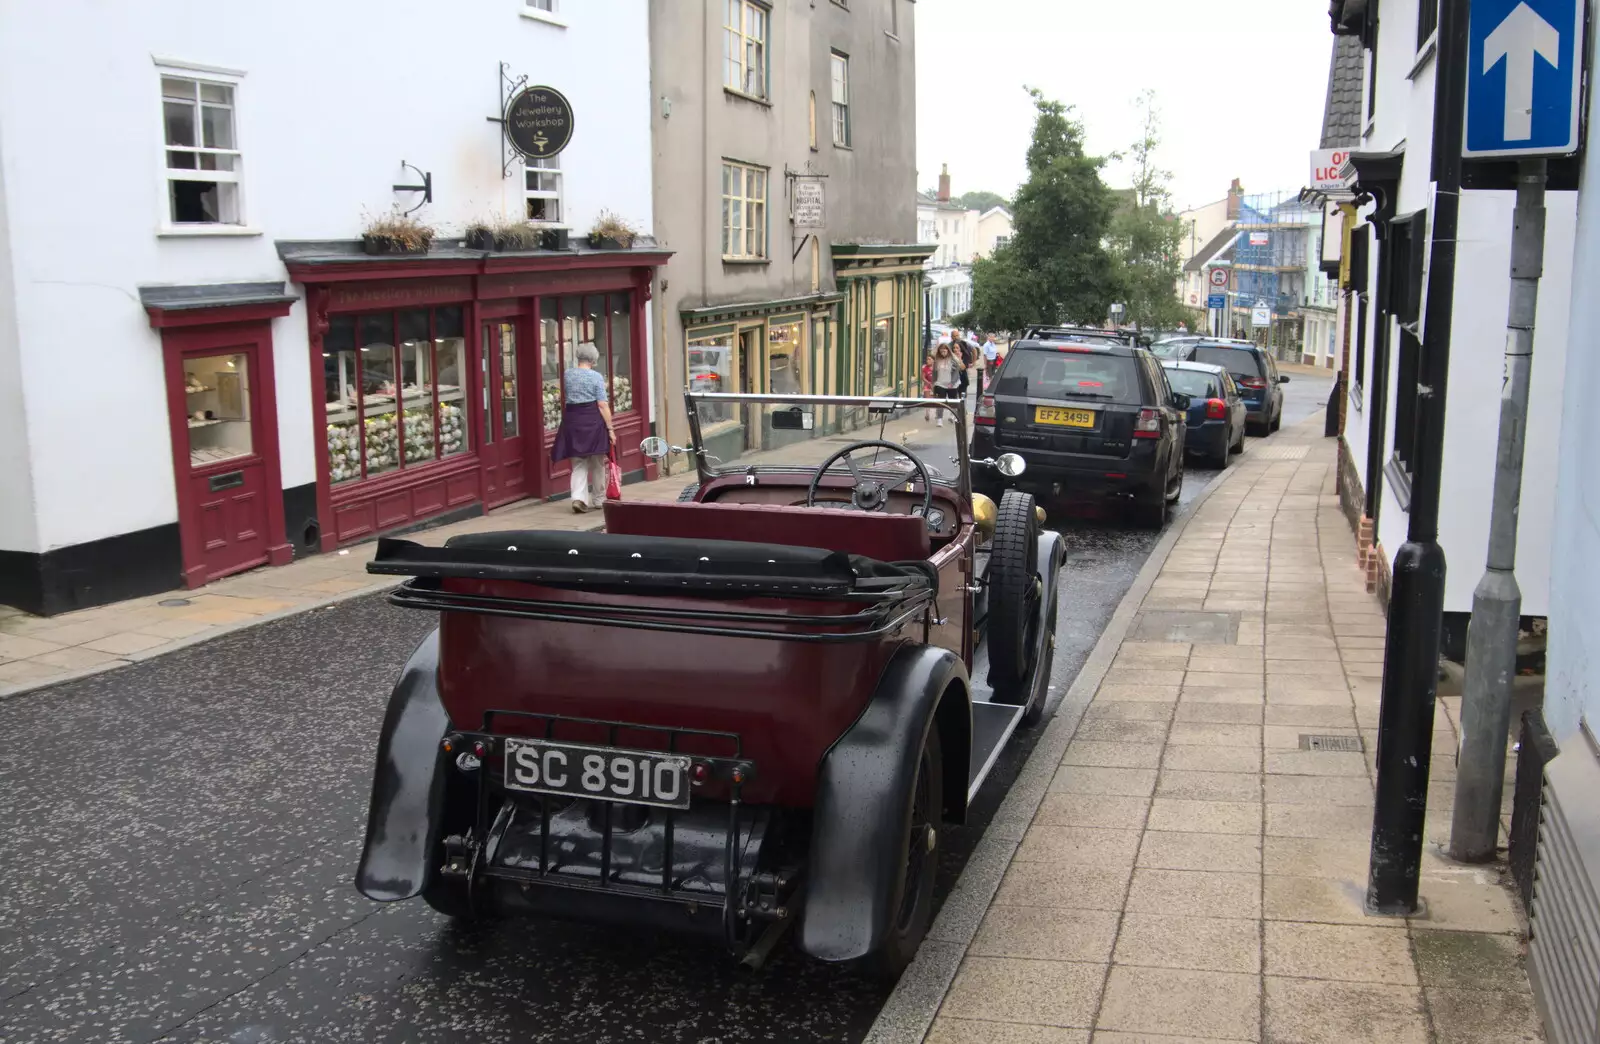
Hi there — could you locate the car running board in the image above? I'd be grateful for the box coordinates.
[967,701,1026,802]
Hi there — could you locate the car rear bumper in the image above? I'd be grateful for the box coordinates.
[1184,422,1230,457]
[974,427,1161,499]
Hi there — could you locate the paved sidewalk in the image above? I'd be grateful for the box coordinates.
[890,415,1541,1044]
[0,408,944,698]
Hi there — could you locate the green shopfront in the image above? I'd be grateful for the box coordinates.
[674,244,934,465]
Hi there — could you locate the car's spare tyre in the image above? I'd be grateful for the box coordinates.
[677,483,700,502]
[988,489,1039,688]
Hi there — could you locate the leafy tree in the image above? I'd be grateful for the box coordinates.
[1107,91,1189,331]
[957,190,1008,213]
[970,88,1117,330]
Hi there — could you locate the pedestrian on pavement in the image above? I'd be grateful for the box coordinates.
[977,333,999,395]
[952,335,974,399]
[921,350,937,421]
[550,341,616,513]
[930,342,961,426]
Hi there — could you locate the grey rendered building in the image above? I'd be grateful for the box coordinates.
[648,0,932,458]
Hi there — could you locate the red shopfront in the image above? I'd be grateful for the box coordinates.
[289,251,667,551]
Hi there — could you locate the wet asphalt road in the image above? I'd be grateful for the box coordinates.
[0,375,1330,1044]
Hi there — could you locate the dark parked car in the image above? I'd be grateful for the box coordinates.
[1162,360,1246,468]
[973,338,1188,528]
[1165,340,1288,434]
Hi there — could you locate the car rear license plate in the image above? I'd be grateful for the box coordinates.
[503,737,692,809]
[1035,406,1095,428]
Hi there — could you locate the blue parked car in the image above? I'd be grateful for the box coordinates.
[1166,340,1289,434]
[1161,360,1247,469]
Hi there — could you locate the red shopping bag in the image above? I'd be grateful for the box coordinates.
[605,445,623,500]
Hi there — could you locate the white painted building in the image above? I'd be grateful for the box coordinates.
[0,0,659,615]
[974,206,1013,260]
[1538,12,1600,1027]
[1331,0,1572,622]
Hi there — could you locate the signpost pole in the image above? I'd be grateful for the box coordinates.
[1450,164,1550,863]
[1366,0,1469,915]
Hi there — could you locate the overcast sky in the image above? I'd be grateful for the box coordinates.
[914,0,1333,213]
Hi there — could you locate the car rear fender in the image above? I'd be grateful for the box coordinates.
[355,629,452,902]
[798,644,970,962]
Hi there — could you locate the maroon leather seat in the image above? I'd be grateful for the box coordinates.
[602,500,932,562]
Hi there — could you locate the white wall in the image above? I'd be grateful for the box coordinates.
[0,122,37,551]
[0,0,652,553]
[1544,3,1600,740]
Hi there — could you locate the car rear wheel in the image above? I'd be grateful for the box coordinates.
[1270,406,1282,433]
[677,483,700,502]
[863,725,942,980]
[1135,484,1168,529]
[987,490,1040,687]
[1231,426,1246,454]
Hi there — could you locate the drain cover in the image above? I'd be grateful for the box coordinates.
[1130,610,1238,644]
[158,598,193,608]
[1299,734,1364,752]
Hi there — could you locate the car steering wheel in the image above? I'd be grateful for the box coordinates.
[806,440,934,517]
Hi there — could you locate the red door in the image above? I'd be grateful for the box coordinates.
[173,344,274,583]
[481,319,528,508]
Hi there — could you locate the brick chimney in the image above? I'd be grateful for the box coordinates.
[937,163,951,202]
[1226,178,1243,219]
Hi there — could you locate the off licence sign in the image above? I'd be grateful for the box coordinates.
[1309,148,1351,191]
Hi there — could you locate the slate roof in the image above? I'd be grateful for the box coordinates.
[1182,226,1239,273]
[1320,34,1365,148]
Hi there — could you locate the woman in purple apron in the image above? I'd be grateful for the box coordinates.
[550,342,616,512]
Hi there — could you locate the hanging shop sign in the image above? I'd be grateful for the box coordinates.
[793,180,826,229]
[505,86,575,159]
[1248,231,1270,246]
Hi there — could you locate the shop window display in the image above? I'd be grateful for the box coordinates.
[872,317,893,391]
[767,320,803,394]
[323,306,467,485]
[185,352,252,466]
[687,333,735,424]
[539,295,634,431]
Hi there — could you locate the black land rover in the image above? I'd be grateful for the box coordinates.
[973,338,1189,527]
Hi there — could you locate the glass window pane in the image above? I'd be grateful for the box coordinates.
[201,104,234,149]
[435,332,466,457]
[162,76,196,101]
[200,82,232,105]
[541,299,562,430]
[164,99,196,147]
[768,321,802,394]
[499,322,519,438]
[436,306,464,340]
[323,317,361,484]
[397,310,436,465]
[198,153,235,172]
[688,335,734,424]
[609,294,634,412]
[186,352,253,467]
[561,294,581,373]
[872,318,891,389]
[167,150,198,170]
[360,315,399,477]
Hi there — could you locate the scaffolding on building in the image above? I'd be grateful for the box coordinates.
[1228,189,1320,358]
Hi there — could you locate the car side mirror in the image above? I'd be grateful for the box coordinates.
[1171,393,1192,411]
[1278,375,1291,383]
[995,453,1027,477]
[639,436,679,460]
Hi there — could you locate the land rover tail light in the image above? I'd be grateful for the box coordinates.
[1205,398,1227,419]
[1133,408,1162,439]
[1239,376,1267,390]
[975,394,996,426]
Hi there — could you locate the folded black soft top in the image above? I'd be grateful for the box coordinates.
[369,530,931,598]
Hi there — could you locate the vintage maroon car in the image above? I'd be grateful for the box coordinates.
[355,392,1064,975]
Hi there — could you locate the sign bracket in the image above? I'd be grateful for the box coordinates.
[486,61,530,179]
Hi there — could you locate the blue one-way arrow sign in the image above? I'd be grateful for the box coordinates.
[1465,0,1584,158]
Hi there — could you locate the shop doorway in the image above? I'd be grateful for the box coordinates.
[158,321,290,589]
[481,319,527,508]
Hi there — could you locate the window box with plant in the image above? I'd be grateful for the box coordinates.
[362,210,434,256]
[587,211,639,250]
